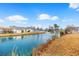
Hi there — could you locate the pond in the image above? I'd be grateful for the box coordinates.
[0,33,54,56]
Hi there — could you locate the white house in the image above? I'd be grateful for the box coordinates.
[12,29,22,33]
[11,26,35,33]
[10,26,45,33]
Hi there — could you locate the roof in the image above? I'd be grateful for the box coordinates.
[11,26,35,30]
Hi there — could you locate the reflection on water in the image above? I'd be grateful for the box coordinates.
[13,36,24,40]
[0,33,53,56]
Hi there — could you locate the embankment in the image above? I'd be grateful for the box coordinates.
[0,32,45,37]
[32,33,79,56]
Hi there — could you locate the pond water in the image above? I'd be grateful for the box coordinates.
[0,33,53,56]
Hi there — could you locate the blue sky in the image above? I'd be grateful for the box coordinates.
[0,3,79,28]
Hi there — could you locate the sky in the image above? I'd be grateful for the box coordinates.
[0,3,79,28]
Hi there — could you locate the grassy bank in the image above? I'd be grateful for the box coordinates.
[32,33,79,56]
[0,32,45,37]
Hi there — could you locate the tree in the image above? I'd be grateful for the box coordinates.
[53,24,60,38]
[60,28,65,36]
[48,26,54,32]
[54,24,59,29]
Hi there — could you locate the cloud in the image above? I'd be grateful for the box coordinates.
[69,3,79,9]
[15,21,27,24]
[69,3,79,12]
[5,15,28,22]
[62,19,73,22]
[38,14,59,20]
[0,15,28,26]
[51,16,59,20]
[0,19,5,23]
[76,8,79,11]
[38,14,51,20]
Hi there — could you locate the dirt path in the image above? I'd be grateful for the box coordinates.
[33,33,79,56]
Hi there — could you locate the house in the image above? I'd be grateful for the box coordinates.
[65,26,79,33]
[0,26,45,34]
[25,27,35,32]
[10,26,36,33]
[11,26,26,33]
[71,27,79,33]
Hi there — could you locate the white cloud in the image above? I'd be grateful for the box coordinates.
[0,15,28,26]
[38,14,51,20]
[69,3,79,9]
[62,19,73,22]
[51,16,59,20]
[0,19,4,23]
[15,21,27,24]
[5,15,28,22]
[61,20,66,22]
[76,8,79,11]
[38,14,59,20]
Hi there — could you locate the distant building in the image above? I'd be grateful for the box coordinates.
[65,26,79,33]
[71,27,79,33]
[0,29,4,33]
[0,26,45,34]
[11,26,36,33]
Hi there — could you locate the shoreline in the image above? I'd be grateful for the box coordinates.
[32,37,55,56]
[32,33,79,56]
[0,32,45,37]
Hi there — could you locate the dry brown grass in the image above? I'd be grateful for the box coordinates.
[33,33,79,56]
